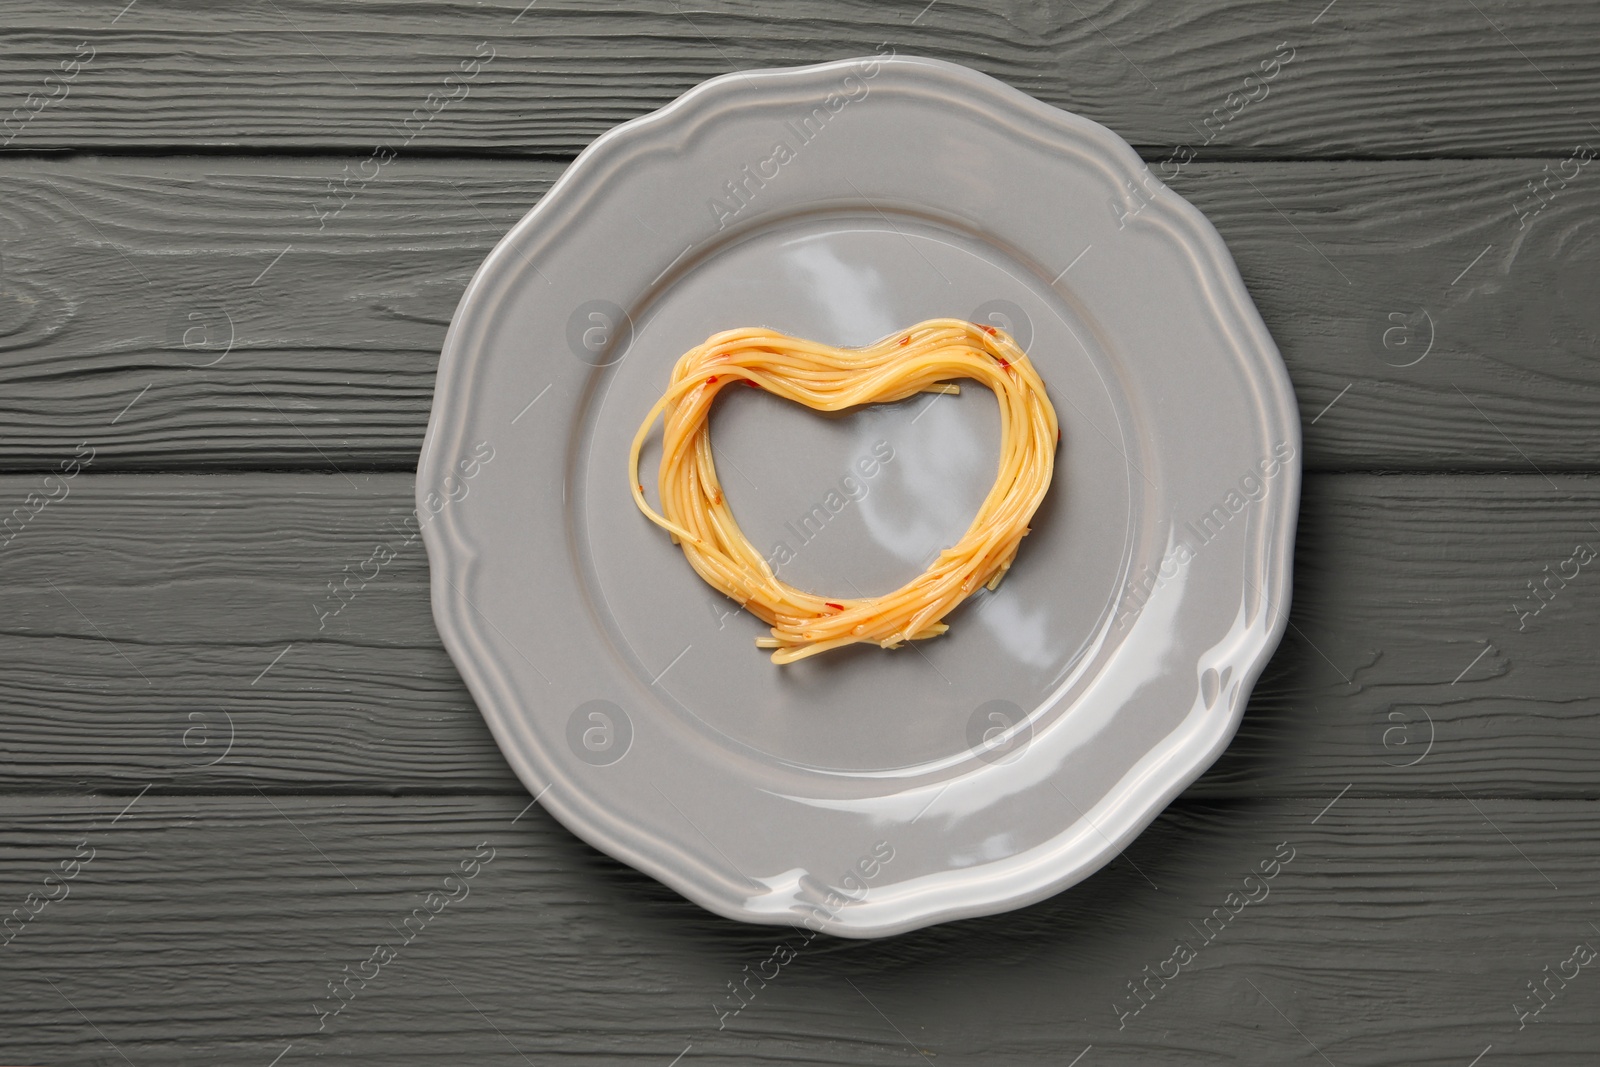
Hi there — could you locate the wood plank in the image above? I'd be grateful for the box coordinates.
[2,471,1597,797]
[0,794,1593,1064]
[1,155,1598,471]
[0,0,1595,156]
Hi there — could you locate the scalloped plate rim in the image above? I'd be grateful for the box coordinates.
[418,54,1300,937]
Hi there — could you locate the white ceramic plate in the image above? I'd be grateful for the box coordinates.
[419,55,1299,937]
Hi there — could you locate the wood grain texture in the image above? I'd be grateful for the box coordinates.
[0,2,1594,1063]
[0,0,1596,156]
[2,471,1597,797]
[0,794,1594,1065]
[1,155,1599,471]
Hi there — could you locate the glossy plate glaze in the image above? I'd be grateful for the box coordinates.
[418,55,1300,937]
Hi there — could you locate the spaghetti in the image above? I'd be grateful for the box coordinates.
[628,318,1059,664]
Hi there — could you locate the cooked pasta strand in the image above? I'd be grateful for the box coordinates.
[629,318,1059,664]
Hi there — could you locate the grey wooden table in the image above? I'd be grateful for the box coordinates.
[2,2,1597,1064]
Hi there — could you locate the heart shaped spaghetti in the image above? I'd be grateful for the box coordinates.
[629,318,1059,664]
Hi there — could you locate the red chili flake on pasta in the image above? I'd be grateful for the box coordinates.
[996,356,1011,370]
[979,324,998,335]
[825,602,845,611]
[707,376,718,384]
[898,335,910,346]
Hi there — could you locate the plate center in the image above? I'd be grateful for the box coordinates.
[711,381,1000,599]
[581,212,1136,773]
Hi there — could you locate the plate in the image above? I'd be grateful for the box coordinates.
[418,55,1300,937]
